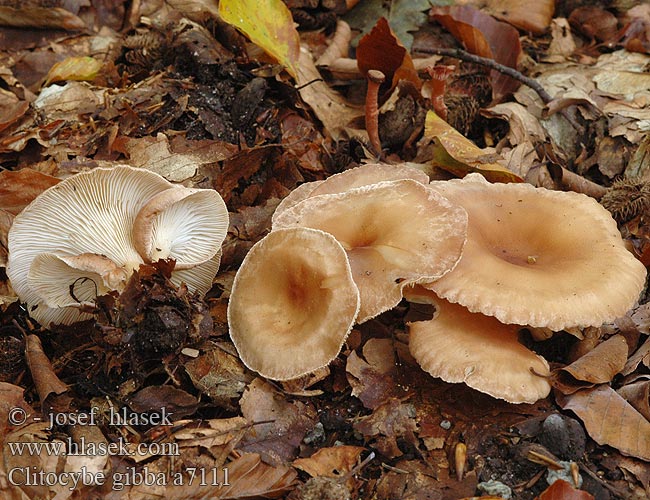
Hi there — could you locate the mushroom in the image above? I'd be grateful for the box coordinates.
[271,163,429,225]
[404,286,552,404]
[273,179,467,322]
[133,187,228,269]
[424,173,647,331]
[7,165,229,326]
[228,227,360,380]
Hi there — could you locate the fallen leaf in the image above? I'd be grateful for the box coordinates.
[296,47,364,140]
[218,0,300,77]
[557,385,650,461]
[185,344,250,408]
[423,110,522,182]
[353,399,419,459]
[44,56,103,86]
[430,5,522,101]
[479,0,554,35]
[536,478,594,499]
[239,378,317,462]
[343,0,442,50]
[622,336,650,376]
[293,445,365,477]
[346,338,412,410]
[25,335,68,402]
[356,17,421,91]
[0,6,85,29]
[552,335,629,394]
[0,168,60,215]
[127,385,198,420]
[618,376,650,422]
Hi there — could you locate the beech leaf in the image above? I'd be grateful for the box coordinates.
[430,5,522,101]
[557,385,650,461]
[552,335,629,394]
[424,110,522,182]
[218,0,300,78]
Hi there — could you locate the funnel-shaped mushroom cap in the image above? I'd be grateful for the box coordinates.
[404,286,551,404]
[273,179,467,323]
[309,163,429,197]
[228,228,360,380]
[271,164,428,226]
[425,174,647,330]
[133,187,229,269]
[272,180,324,226]
[7,166,173,325]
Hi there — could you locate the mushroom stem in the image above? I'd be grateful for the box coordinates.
[365,70,385,158]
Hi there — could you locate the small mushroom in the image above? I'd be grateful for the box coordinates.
[425,173,647,330]
[228,227,360,380]
[404,286,551,404]
[132,187,228,269]
[273,179,467,322]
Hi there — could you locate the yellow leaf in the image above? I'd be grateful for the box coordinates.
[218,0,299,78]
[424,111,522,183]
[44,56,102,86]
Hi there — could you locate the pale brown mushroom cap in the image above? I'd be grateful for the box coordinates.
[273,179,467,323]
[271,163,429,226]
[425,173,647,330]
[271,180,324,226]
[132,187,228,269]
[228,227,360,380]
[405,286,552,404]
[309,162,429,197]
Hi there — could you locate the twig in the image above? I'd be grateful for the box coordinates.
[417,47,584,134]
[418,47,553,103]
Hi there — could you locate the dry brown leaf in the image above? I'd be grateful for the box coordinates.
[185,345,250,408]
[346,338,412,410]
[239,378,317,462]
[622,335,650,376]
[536,478,595,500]
[356,17,421,92]
[0,6,85,29]
[127,385,198,420]
[618,376,650,422]
[353,399,419,459]
[553,335,629,394]
[429,5,521,102]
[483,0,553,35]
[0,168,60,215]
[296,47,363,140]
[423,110,522,182]
[557,385,650,461]
[293,445,365,477]
[25,335,68,402]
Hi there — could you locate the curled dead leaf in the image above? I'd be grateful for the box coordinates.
[557,385,650,461]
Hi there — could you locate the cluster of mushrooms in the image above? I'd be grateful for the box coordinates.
[7,165,229,326]
[228,163,647,404]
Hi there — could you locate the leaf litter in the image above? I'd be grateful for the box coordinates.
[1,1,650,499]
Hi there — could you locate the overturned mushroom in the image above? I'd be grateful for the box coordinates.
[7,166,228,326]
[404,286,551,404]
[273,179,467,322]
[133,187,228,269]
[228,227,360,380]
[425,173,647,331]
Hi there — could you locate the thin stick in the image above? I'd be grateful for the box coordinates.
[418,47,584,134]
[418,47,552,103]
